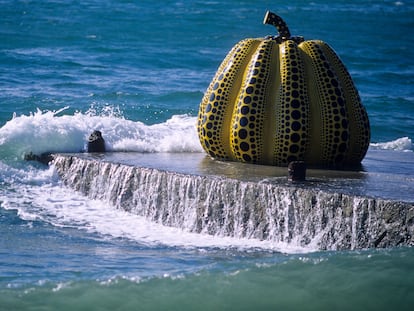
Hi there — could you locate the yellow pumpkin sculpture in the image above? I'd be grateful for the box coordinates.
[197,11,370,168]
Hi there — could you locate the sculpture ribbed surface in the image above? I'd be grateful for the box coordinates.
[197,12,370,168]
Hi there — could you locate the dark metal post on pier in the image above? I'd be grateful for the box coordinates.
[288,161,306,182]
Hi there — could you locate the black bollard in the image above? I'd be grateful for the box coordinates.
[87,130,106,153]
[288,161,306,182]
[24,152,53,165]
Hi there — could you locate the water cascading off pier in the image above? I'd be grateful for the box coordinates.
[52,152,414,251]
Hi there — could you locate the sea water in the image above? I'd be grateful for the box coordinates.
[1,0,413,310]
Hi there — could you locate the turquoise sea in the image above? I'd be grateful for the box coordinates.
[1,0,413,310]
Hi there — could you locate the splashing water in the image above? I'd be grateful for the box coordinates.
[0,108,203,161]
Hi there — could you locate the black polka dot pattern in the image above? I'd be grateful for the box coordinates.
[316,41,370,164]
[197,39,260,160]
[263,11,291,41]
[274,40,309,166]
[230,39,275,163]
[299,40,350,166]
[197,29,370,168]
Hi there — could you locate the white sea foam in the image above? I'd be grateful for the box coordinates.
[0,108,203,160]
[369,137,413,152]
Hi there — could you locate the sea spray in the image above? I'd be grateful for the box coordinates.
[0,110,202,161]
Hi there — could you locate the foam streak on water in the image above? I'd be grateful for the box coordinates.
[369,137,413,152]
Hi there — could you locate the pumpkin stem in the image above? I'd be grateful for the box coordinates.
[263,11,291,41]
